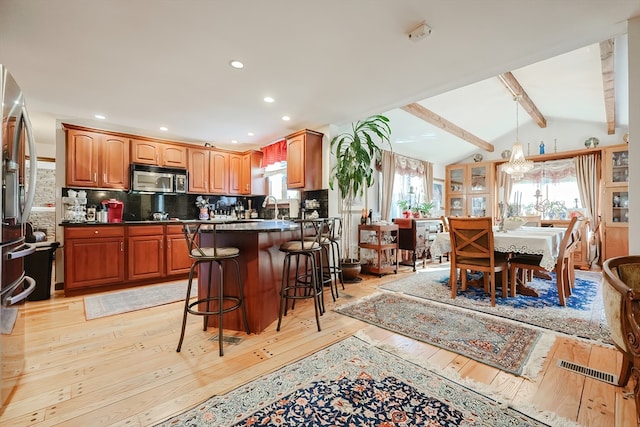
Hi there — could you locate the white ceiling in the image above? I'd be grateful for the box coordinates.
[1,1,638,166]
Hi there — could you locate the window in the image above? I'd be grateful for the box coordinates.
[264,161,299,201]
[509,158,583,219]
[390,174,425,218]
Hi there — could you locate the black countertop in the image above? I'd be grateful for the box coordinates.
[60,219,300,232]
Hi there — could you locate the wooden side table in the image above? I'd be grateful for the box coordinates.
[358,223,398,277]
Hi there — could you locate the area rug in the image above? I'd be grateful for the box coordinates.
[379,269,611,345]
[336,293,554,377]
[156,336,563,427]
[84,280,195,320]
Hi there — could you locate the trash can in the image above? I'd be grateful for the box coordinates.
[25,241,60,301]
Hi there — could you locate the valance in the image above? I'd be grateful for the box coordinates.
[518,158,576,183]
[262,139,287,167]
[394,153,426,176]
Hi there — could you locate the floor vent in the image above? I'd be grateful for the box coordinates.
[209,335,243,345]
[557,359,618,385]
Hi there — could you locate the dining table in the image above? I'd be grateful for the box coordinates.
[431,226,567,297]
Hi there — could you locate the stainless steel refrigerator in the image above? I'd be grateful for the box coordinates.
[0,65,37,415]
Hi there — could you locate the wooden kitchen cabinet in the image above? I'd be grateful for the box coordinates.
[445,162,494,218]
[65,126,130,189]
[601,144,629,260]
[165,225,192,275]
[64,226,125,293]
[210,150,229,194]
[187,147,210,193]
[131,139,188,168]
[127,225,165,281]
[286,129,323,190]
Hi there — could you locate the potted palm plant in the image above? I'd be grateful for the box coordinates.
[329,115,392,281]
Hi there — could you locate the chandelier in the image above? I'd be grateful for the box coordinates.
[502,96,533,180]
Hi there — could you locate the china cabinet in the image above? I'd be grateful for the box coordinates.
[445,162,494,218]
[358,224,398,276]
[602,144,629,260]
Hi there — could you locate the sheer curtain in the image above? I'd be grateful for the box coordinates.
[575,153,601,265]
[380,150,395,221]
[497,164,513,209]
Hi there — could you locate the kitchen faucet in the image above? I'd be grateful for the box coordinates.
[262,195,279,219]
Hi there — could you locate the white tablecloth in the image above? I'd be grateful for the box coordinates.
[431,226,566,271]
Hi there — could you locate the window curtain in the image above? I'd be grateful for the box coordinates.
[394,154,434,203]
[262,139,287,167]
[575,153,601,265]
[380,150,395,221]
[497,164,513,208]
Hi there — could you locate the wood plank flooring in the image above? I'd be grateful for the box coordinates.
[2,262,637,426]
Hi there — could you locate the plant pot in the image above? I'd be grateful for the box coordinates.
[341,259,362,283]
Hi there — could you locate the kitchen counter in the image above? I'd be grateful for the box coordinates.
[60,219,299,232]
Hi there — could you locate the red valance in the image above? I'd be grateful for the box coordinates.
[262,139,287,167]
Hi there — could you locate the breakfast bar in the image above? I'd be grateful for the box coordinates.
[195,220,300,334]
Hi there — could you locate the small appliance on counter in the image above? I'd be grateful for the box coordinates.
[102,199,124,223]
[62,190,87,222]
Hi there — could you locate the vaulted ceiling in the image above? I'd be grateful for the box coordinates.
[1,1,637,165]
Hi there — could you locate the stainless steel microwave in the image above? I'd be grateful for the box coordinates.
[131,165,188,194]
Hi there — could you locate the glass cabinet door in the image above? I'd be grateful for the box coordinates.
[605,147,629,185]
[447,195,465,217]
[469,165,488,192]
[447,166,465,194]
[609,189,629,224]
[469,195,489,217]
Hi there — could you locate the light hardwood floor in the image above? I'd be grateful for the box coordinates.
[2,262,637,426]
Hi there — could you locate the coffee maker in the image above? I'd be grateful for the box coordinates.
[102,199,124,223]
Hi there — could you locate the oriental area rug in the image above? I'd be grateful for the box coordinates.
[84,280,195,320]
[336,293,554,377]
[379,269,611,345]
[156,336,565,427]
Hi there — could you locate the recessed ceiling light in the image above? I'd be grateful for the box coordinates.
[282,116,290,121]
[94,114,106,120]
[231,140,238,144]
[229,60,244,69]
[247,132,254,136]
[263,96,274,103]
[160,126,168,131]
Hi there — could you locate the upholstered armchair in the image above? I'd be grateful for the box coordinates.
[602,255,640,422]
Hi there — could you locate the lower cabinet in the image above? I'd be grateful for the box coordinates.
[64,226,125,292]
[64,224,192,295]
[127,225,165,281]
[165,225,192,275]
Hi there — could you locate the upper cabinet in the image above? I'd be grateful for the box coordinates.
[209,150,229,194]
[229,150,265,195]
[64,125,130,189]
[187,147,264,195]
[603,144,629,186]
[445,162,494,218]
[602,144,629,260]
[131,139,187,168]
[286,129,323,190]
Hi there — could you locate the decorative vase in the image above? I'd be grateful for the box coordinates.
[341,259,362,282]
[198,207,209,220]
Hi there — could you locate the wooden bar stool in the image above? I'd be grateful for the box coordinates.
[277,218,325,332]
[176,221,250,356]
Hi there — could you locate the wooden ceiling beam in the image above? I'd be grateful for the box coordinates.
[497,72,547,128]
[401,103,494,152]
[600,38,615,135]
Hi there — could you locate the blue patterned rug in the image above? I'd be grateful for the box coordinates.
[336,293,554,377]
[380,269,611,345]
[157,336,554,426]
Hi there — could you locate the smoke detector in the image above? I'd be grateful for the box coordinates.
[408,22,432,41]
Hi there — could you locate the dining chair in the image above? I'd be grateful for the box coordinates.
[440,215,450,232]
[520,215,542,227]
[508,216,585,305]
[448,216,509,306]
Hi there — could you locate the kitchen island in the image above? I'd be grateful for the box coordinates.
[193,219,300,334]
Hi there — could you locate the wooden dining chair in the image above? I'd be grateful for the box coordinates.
[448,216,509,306]
[520,215,542,227]
[440,215,450,232]
[508,216,585,306]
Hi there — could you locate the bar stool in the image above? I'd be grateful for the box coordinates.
[277,218,325,332]
[176,221,250,356]
[324,217,344,297]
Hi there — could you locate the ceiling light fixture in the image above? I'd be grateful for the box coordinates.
[229,60,244,69]
[247,132,254,136]
[282,116,290,121]
[160,126,168,132]
[263,96,274,103]
[502,95,533,180]
[94,114,106,120]
[231,140,238,144]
